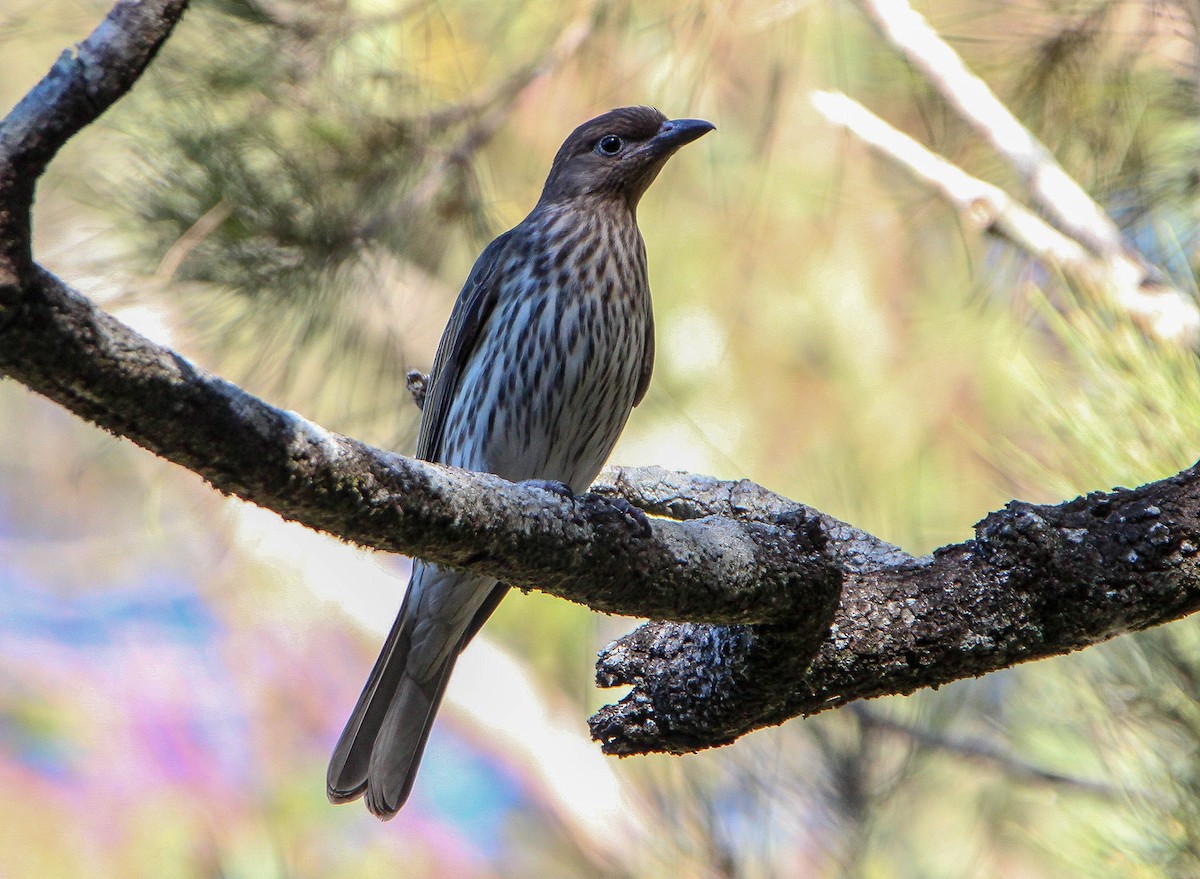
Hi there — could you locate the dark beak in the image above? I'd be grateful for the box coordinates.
[649,117,715,155]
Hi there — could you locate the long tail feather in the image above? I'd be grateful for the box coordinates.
[327,565,505,817]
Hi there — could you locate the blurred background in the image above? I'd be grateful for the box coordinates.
[3,0,1200,875]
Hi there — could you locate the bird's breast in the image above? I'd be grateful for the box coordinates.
[442,209,652,490]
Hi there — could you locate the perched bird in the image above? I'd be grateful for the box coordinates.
[326,106,714,818]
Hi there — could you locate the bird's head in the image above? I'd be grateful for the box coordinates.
[538,106,714,212]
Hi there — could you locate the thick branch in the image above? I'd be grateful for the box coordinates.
[591,467,1200,753]
[0,0,188,276]
[0,268,837,629]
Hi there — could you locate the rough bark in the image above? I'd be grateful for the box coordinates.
[4,0,1200,760]
[590,468,1200,752]
[0,269,838,629]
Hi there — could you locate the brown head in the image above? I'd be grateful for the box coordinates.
[537,106,714,212]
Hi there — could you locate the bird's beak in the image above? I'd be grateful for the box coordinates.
[648,118,715,155]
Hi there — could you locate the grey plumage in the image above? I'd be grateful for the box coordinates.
[326,106,714,817]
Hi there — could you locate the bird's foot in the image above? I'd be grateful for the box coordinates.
[523,480,652,537]
[522,478,575,499]
[597,495,653,539]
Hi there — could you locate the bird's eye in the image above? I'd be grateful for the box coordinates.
[596,134,623,156]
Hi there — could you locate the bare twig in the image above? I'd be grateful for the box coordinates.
[811,91,1095,271]
[848,0,1200,346]
[850,705,1137,800]
[154,198,232,283]
[811,91,1200,343]
[854,0,1121,254]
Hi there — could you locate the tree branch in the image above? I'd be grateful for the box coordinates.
[843,0,1200,346]
[5,0,1200,762]
[0,267,839,629]
[810,90,1098,271]
[851,0,1121,257]
[0,0,188,276]
[849,705,1136,800]
[810,91,1200,345]
[590,466,1200,754]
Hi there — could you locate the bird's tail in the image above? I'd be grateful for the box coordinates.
[326,565,504,818]
[325,600,444,817]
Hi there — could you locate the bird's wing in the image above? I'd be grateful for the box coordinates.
[415,230,516,462]
[633,305,654,407]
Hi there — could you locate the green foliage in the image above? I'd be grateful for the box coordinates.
[1012,293,1200,497]
[117,0,522,439]
[135,0,492,292]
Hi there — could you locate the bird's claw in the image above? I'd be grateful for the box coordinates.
[601,495,653,539]
[522,479,575,499]
[523,481,651,537]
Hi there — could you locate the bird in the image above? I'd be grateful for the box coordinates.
[326,105,714,818]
